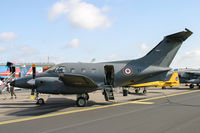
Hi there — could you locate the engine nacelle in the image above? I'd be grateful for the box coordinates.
[34,77,64,94]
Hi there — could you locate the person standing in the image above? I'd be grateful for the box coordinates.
[9,79,16,99]
[0,79,2,94]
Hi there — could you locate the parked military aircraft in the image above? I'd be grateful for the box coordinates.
[129,72,180,94]
[10,29,192,107]
[175,68,200,88]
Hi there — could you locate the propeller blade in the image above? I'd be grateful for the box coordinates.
[31,88,35,95]
[6,62,13,67]
[30,95,35,99]
[30,64,36,99]
[32,64,36,79]
[30,87,35,99]
[11,66,15,74]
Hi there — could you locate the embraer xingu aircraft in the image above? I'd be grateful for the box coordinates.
[10,29,192,107]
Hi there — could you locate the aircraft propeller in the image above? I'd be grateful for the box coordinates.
[30,64,36,99]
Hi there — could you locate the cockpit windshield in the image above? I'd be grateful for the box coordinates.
[46,65,66,73]
[55,66,66,73]
[46,65,56,72]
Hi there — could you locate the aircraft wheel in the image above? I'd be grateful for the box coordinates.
[189,84,194,89]
[36,98,45,105]
[143,90,147,94]
[162,87,166,89]
[85,93,89,100]
[123,89,128,96]
[135,89,139,94]
[76,97,87,107]
[103,90,109,101]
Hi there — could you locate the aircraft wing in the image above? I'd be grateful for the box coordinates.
[131,71,171,85]
[130,81,163,88]
[185,72,200,76]
[59,73,98,88]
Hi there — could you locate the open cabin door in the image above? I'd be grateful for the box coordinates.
[104,65,114,86]
[103,65,115,101]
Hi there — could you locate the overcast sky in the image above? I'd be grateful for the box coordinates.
[0,0,200,68]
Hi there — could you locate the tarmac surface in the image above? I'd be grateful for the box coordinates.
[0,86,200,133]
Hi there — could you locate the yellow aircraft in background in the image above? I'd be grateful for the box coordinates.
[129,72,180,94]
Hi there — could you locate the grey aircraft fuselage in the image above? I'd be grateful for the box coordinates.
[13,62,170,95]
[176,68,200,88]
[11,29,192,96]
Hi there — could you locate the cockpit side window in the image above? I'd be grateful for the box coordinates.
[46,65,56,73]
[55,66,66,73]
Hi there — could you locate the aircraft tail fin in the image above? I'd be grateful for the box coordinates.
[165,72,180,86]
[169,72,179,83]
[131,29,192,67]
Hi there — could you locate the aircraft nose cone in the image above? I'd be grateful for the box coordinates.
[10,80,15,86]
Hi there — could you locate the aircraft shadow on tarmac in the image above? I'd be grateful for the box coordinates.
[166,87,200,90]
[128,92,146,95]
[0,102,36,109]
[125,91,149,95]
[5,98,112,117]
[164,101,200,108]
[127,98,146,102]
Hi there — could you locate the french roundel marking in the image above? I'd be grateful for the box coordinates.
[123,67,133,76]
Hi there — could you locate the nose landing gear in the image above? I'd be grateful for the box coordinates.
[76,93,89,107]
[36,98,45,105]
[35,92,45,105]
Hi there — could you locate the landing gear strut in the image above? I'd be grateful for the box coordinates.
[35,92,45,105]
[162,87,166,89]
[189,84,194,89]
[143,88,147,94]
[76,93,89,107]
[135,88,140,94]
[36,98,45,105]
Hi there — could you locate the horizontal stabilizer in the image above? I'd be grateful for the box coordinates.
[165,28,192,41]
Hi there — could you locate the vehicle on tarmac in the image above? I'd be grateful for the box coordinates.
[10,29,192,107]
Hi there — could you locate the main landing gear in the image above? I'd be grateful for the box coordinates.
[143,88,147,94]
[189,84,194,89]
[36,98,45,104]
[135,88,147,94]
[35,92,45,105]
[76,93,89,107]
[135,88,140,94]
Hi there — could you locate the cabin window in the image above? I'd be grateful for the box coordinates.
[70,68,75,73]
[91,68,96,73]
[137,68,141,73]
[81,68,86,73]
